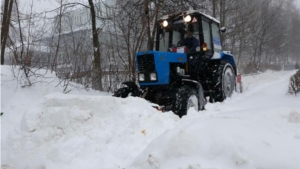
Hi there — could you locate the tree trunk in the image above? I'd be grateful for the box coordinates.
[1,0,14,65]
[88,0,103,90]
[212,0,217,17]
[145,0,151,50]
[51,0,63,72]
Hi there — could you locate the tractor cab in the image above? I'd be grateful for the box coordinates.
[156,10,224,58]
[153,11,230,78]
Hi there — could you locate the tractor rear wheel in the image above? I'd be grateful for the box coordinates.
[210,61,236,102]
[172,86,198,118]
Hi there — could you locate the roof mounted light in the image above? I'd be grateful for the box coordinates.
[162,20,168,27]
[183,15,192,22]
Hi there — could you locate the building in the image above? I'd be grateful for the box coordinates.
[47,0,130,90]
[53,0,116,34]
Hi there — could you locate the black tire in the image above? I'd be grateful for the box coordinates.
[113,82,140,98]
[210,61,236,102]
[113,87,131,98]
[172,86,198,118]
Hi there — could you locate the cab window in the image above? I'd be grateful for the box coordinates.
[201,20,212,51]
[158,31,169,52]
[212,23,222,52]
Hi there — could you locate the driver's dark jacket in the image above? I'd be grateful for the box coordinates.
[180,36,199,52]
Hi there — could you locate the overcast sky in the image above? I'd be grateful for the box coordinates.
[296,0,300,7]
[20,0,300,15]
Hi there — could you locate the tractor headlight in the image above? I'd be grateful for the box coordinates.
[183,15,192,22]
[162,20,168,27]
[150,73,157,81]
[138,73,145,81]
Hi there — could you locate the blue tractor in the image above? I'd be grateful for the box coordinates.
[113,10,236,117]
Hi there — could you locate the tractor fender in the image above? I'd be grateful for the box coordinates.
[211,52,237,75]
[181,79,206,110]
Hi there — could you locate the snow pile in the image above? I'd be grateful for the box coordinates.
[131,107,300,169]
[1,66,105,142]
[5,94,180,169]
[1,66,300,169]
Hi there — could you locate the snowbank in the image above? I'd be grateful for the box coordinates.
[4,94,180,169]
[1,66,300,169]
[131,107,300,169]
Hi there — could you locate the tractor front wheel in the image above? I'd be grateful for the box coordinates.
[172,86,198,118]
[113,87,131,98]
[112,82,140,98]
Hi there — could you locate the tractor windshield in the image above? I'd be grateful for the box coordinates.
[158,19,200,52]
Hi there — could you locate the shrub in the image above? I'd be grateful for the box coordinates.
[265,64,282,71]
[241,62,257,74]
[288,70,300,95]
[240,62,282,74]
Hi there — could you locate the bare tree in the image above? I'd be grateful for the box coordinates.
[4,0,300,91]
[113,0,147,82]
[1,0,14,65]
[88,0,103,90]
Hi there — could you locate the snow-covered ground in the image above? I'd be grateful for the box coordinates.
[1,65,300,169]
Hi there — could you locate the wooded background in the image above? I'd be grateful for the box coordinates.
[1,0,300,92]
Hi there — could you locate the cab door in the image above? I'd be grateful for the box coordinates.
[211,22,223,59]
[200,18,213,57]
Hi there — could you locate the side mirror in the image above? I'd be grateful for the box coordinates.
[220,27,226,33]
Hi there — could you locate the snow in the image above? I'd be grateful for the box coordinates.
[160,10,220,23]
[1,65,300,169]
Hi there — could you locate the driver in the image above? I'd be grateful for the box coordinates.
[180,30,199,52]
